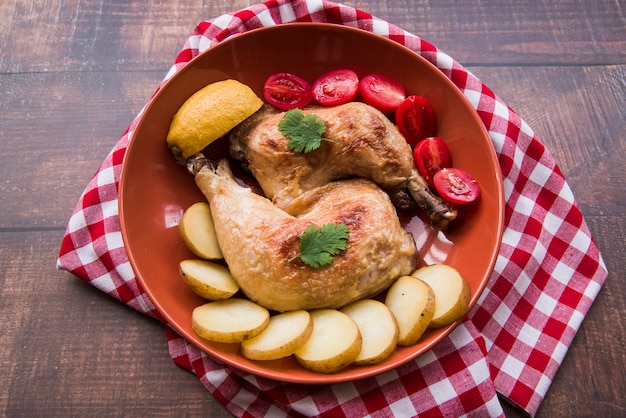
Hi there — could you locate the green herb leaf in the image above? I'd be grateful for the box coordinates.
[278,109,328,153]
[289,223,349,268]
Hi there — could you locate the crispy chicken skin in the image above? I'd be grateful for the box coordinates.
[187,156,417,312]
[230,102,457,229]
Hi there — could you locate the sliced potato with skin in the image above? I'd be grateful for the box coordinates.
[340,299,399,365]
[179,202,223,260]
[385,275,435,346]
[241,310,313,361]
[192,298,269,343]
[179,259,239,300]
[411,264,470,328]
[294,309,362,373]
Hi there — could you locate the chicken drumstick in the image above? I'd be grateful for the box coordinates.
[187,155,417,312]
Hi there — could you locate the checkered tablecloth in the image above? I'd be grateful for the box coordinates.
[57,0,608,416]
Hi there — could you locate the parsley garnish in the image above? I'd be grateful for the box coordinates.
[289,223,349,268]
[278,109,329,153]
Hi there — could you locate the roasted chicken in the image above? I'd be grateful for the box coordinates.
[230,102,457,229]
[187,155,417,312]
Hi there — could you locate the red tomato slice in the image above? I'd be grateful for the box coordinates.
[312,69,359,106]
[263,72,312,110]
[414,137,452,187]
[359,74,406,113]
[433,168,480,204]
[396,96,436,147]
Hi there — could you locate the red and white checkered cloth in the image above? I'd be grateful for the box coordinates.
[57,0,608,416]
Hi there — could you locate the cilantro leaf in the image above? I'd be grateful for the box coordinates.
[289,223,349,268]
[278,109,328,153]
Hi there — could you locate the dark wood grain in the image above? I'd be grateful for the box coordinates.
[2,230,225,417]
[1,1,624,417]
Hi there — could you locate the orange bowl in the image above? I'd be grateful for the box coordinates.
[119,23,504,384]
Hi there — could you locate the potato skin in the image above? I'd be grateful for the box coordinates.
[385,275,435,346]
[179,202,223,260]
[411,264,470,328]
[241,310,313,361]
[341,299,399,365]
[179,259,239,300]
[294,309,362,373]
[191,299,269,343]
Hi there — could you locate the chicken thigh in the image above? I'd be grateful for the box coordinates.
[187,155,417,312]
[230,102,457,229]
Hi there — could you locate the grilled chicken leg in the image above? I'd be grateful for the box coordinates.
[187,155,417,312]
[230,102,457,229]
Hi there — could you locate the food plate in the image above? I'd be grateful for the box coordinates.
[119,23,504,384]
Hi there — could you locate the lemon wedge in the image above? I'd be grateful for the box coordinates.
[166,79,263,159]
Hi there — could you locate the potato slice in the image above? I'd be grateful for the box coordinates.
[241,310,313,361]
[385,275,435,346]
[340,299,399,365]
[179,202,223,260]
[411,264,470,328]
[192,298,269,343]
[179,259,239,300]
[294,309,361,373]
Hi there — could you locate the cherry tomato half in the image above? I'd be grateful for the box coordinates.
[263,72,313,110]
[359,74,406,113]
[433,168,480,205]
[396,95,436,147]
[414,137,452,187]
[312,69,359,107]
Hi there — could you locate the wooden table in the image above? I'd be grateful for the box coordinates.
[1,1,623,416]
